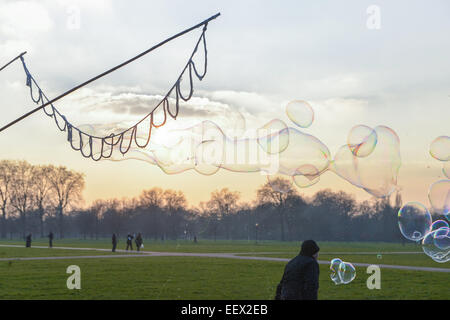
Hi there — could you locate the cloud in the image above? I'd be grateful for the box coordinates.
[0,1,54,38]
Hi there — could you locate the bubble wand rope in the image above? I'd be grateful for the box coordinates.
[0,13,220,134]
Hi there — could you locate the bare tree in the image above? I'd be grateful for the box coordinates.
[163,189,187,239]
[32,165,53,237]
[0,160,15,238]
[140,187,164,208]
[257,177,296,241]
[9,161,34,237]
[207,188,240,239]
[46,165,85,238]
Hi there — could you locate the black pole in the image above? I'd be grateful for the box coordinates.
[0,52,27,72]
[0,13,220,134]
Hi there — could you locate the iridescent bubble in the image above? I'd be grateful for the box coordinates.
[330,258,343,285]
[347,125,378,158]
[422,229,450,263]
[277,127,330,177]
[430,136,450,161]
[286,100,314,128]
[292,164,321,188]
[338,262,356,284]
[398,202,432,241]
[433,227,450,251]
[257,119,289,154]
[428,180,450,218]
[331,126,401,198]
[431,220,449,231]
[443,162,449,179]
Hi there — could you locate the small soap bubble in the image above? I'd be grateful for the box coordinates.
[286,100,314,128]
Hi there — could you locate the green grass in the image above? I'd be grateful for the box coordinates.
[0,238,423,253]
[0,246,136,258]
[0,256,447,300]
[0,239,448,300]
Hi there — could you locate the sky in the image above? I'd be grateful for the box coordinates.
[0,0,449,208]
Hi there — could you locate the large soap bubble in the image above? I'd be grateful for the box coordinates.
[398,202,432,241]
[331,125,401,198]
[428,180,450,219]
[347,125,378,158]
[430,136,450,161]
[286,100,314,128]
[443,162,450,179]
[257,119,289,154]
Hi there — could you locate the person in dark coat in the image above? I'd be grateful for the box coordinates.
[275,240,320,300]
[135,233,143,252]
[126,233,134,251]
[25,233,32,248]
[48,231,54,248]
[112,233,117,252]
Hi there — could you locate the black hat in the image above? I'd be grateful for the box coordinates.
[300,240,320,257]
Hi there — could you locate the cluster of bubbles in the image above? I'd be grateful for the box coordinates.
[81,98,401,201]
[397,138,450,263]
[398,203,449,263]
[329,258,356,285]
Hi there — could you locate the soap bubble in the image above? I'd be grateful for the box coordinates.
[428,180,450,218]
[292,164,321,188]
[330,258,356,285]
[338,262,356,284]
[347,125,378,158]
[398,202,432,241]
[433,227,450,250]
[443,162,449,179]
[330,258,343,285]
[286,100,314,128]
[430,136,450,161]
[331,126,401,198]
[257,119,289,154]
[431,220,449,231]
[422,229,450,263]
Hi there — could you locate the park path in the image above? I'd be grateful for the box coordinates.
[0,244,448,273]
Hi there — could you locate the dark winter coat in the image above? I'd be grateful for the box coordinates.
[275,254,320,300]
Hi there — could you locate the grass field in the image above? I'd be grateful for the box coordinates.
[0,239,448,300]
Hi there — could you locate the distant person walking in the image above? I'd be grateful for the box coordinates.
[275,240,320,300]
[126,233,134,251]
[135,233,143,252]
[25,233,32,248]
[48,231,54,248]
[112,233,117,252]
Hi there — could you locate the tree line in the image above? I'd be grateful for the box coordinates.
[0,159,427,242]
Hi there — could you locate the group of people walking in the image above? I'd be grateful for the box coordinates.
[112,233,144,252]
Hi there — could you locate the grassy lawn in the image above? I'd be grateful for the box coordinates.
[0,238,423,253]
[0,256,448,299]
[0,246,137,258]
[0,239,447,300]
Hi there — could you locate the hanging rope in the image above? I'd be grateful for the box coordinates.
[0,13,220,161]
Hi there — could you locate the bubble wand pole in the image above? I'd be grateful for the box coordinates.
[0,13,220,134]
[0,52,27,73]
